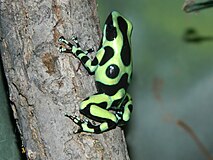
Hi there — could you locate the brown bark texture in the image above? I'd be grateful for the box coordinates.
[0,0,130,160]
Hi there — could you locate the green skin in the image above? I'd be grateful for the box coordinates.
[58,11,133,133]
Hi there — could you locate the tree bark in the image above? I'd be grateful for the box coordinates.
[0,0,130,159]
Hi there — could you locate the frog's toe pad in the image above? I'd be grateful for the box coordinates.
[58,36,65,42]
[58,46,64,53]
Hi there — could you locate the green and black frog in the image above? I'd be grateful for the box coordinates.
[58,11,133,133]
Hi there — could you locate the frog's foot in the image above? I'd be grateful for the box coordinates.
[65,113,117,134]
[58,46,71,53]
[65,114,84,133]
[58,36,73,47]
[70,36,80,47]
[71,35,94,54]
[115,111,126,126]
[58,36,94,54]
[58,36,74,54]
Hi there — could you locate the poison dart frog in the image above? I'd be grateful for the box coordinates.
[58,11,133,133]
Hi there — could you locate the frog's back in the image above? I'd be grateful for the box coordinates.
[94,11,133,96]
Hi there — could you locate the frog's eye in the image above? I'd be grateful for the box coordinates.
[106,64,120,78]
[105,14,117,41]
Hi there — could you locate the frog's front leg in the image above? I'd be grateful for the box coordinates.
[58,36,97,74]
[66,93,118,133]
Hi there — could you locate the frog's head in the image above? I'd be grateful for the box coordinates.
[104,11,133,42]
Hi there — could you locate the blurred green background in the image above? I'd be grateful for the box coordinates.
[1,0,213,159]
[97,0,213,160]
[0,62,21,159]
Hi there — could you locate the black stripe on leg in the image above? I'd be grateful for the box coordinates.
[76,50,84,56]
[91,57,98,66]
[81,56,89,64]
[94,120,116,134]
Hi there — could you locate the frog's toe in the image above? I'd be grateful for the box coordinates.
[65,114,80,124]
[58,36,65,42]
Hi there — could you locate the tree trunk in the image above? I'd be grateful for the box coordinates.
[0,0,130,159]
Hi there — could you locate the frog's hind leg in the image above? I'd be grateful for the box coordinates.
[66,93,118,134]
[116,93,133,126]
